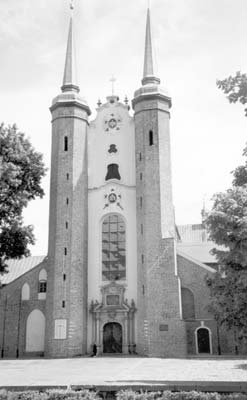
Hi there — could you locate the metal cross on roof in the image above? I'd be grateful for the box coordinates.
[110,75,116,95]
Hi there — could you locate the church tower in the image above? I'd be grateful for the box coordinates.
[45,10,91,357]
[132,8,187,357]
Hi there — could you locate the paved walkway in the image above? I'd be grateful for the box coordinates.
[0,357,247,391]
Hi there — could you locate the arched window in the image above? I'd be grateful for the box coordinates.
[38,269,47,300]
[102,214,126,281]
[105,164,121,181]
[26,309,45,352]
[39,269,47,281]
[181,287,195,319]
[21,283,30,301]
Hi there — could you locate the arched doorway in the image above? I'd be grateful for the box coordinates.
[196,327,211,354]
[103,322,122,353]
[26,309,45,352]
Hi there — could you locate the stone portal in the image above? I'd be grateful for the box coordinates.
[90,281,136,355]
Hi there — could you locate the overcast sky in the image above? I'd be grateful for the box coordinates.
[1,0,247,255]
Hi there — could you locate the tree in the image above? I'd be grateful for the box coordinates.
[208,73,247,349]
[217,71,247,186]
[217,71,247,116]
[205,178,247,347]
[0,123,46,273]
[232,145,247,187]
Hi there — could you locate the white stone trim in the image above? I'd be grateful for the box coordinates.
[38,292,46,300]
[54,319,67,339]
[195,323,213,355]
[39,269,47,281]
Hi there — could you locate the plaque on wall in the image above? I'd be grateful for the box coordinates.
[54,319,67,339]
[109,286,118,294]
[159,324,168,331]
[106,294,120,305]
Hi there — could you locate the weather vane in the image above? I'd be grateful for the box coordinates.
[110,75,116,95]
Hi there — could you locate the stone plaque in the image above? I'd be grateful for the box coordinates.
[108,286,118,294]
[159,324,168,331]
[106,294,120,305]
[54,319,67,339]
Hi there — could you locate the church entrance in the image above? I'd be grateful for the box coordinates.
[103,322,122,354]
[197,327,211,353]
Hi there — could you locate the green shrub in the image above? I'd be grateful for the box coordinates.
[0,390,99,400]
[46,390,99,400]
[116,391,247,400]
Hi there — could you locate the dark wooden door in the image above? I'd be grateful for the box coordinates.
[103,322,122,353]
[197,328,210,353]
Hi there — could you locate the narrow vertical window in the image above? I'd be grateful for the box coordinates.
[66,173,69,180]
[140,196,143,208]
[65,221,68,229]
[62,300,65,308]
[63,274,66,281]
[142,254,144,264]
[38,269,47,300]
[141,224,143,235]
[64,247,67,256]
[66,198,69,205]
[64,136,68,151]
[142,285,145,295]
[139,152,142,161]
[140,172,143,181]
[149,130,154,146]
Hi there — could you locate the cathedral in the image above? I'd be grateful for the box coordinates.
[0,7,241,358]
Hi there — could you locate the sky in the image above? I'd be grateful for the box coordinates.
[0,0,247,256]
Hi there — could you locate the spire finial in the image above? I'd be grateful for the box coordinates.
[142,7,160,86]
[70,0,74,10]
[61,4,79,93]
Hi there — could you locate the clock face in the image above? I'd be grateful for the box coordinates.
[108,118,117,129]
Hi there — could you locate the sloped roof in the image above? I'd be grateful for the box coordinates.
[176,242,217,264]
[177,223,208,243]
[0,256,46,285]
[176,248,216,273]
[176,223,220,264]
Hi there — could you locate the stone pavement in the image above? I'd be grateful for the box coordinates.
[0,357,247,392]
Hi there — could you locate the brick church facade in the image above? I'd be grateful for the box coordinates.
[0,8,242,358]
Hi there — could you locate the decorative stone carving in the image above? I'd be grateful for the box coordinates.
[103,113,122,132]
[103,187,123,210]
[90,281,136,355]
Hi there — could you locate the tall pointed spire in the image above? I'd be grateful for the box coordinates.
[61,11,79,93]
[142,8,160,86]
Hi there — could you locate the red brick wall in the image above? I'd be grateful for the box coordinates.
[0,260,48,358]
